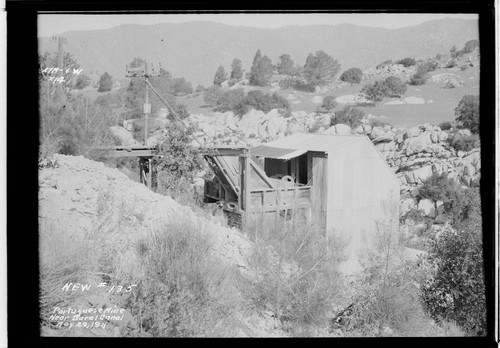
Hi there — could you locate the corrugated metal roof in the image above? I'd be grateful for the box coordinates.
[251,145,308,160]
[253,133,365,153]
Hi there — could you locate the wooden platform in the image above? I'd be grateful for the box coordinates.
[92,145,157,158]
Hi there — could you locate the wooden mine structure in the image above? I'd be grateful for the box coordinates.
[203,146,313,228]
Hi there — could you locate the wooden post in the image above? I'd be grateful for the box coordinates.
[239,151,250,213]
[147,158,152,189]
[144,62,150,146]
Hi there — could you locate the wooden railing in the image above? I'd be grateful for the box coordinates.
[248,186,312,213]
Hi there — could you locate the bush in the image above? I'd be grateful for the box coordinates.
[408,62,433,86]
[454,95,479,134]
[396,58,416,67]
[361,80,390,105]
[408,74,427,86]
[195,84,205,93]
[339,68,363,84]
[214,88,247,114]
[462,39,479,54]
[418,173,461,204]
[172,77,193,95]
[438,121,452,131]
[447,133,480,152]
[445,59,458,68]
[243,214,344,335]
[445,187,481,226]
[129,216,239,336]
[460,64,469,71]
[318,95,337,113]
[278,77,296,89]
[421,217,485,335]
[376,60,393,69]
[153,122,205,194]
[383,76,407,97]
[40,95,118,158]
[292,80,316,92]
[331,107,365,128]
[244,90,290,115]
[74,74,92,90]
[203,85,223,106]
[337,205,443,336]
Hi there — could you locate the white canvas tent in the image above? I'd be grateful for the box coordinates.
[252,133,400,272]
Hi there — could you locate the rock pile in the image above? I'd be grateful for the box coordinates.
[363,64,416,80]
[353,123,481,221]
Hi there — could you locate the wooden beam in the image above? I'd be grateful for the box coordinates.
[239,152,251,212]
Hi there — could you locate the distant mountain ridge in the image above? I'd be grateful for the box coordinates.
[38,18,478,86]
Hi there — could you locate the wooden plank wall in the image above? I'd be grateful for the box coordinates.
[311,156,327,229]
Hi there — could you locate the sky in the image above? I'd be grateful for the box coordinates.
[38,13,478,37]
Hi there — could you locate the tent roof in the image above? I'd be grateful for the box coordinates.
[252,133,366,155]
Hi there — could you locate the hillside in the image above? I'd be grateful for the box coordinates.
[38,18,478,87]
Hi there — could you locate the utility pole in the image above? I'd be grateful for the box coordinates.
[125,61,157,146]
[144,62,150,146]
[125,61,158,189]
[53,36,67,102]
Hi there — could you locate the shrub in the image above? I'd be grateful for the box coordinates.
[40,95,117,158]
[418,172,461,204]
[420,217,485,335]
[203,85,223,106]
[153,122,205,194]
[454,95,479,134]
[438,121,452,131]
[278,77,296,89]
[445,187,481,226]
[195,84,205,93]
[361,80,390,105]
[318,95,337,113]
[243,214,344,335]
[337,204,442,336]
[331,107,365,128]
[244,90,290,115]
[445,59,458,68]
[292,80,316,92]
[460,64,469,71]
[339,68,363,84]
[383,76,407,97]
[462,39,479,54]
[128,216,239,336]
[172,77,193,95]
[74,74,92,90]
[408,63,433,86]
[214,88,247,113]
[376,60,393,69]
[447,133,480,152]
[396,58,416,67]
[408,75,427,86]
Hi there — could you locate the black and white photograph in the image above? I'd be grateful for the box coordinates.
[24,8,496,340]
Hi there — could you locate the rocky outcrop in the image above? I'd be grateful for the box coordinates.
[362,63,416,80]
